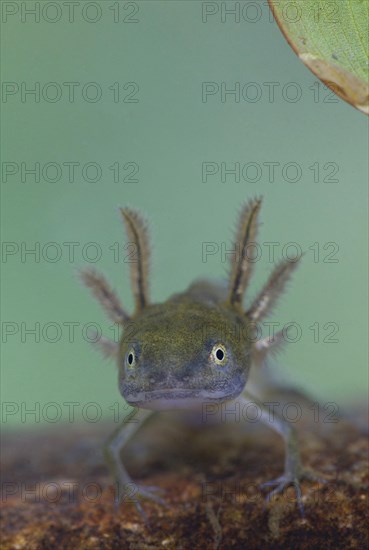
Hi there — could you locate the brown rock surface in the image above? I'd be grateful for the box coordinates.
[1,406,368,549]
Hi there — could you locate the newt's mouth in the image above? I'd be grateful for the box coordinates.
[124,389,237,411]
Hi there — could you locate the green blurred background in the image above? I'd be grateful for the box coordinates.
[1,1,368,428]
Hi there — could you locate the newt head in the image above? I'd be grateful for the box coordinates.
[118,289,252,410]
[81,199,300,412]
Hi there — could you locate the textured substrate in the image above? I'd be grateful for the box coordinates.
[1,403,368,549]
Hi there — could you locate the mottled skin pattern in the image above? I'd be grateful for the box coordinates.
[120,283,251,410]
[81,198,322,521]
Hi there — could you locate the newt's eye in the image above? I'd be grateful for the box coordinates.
[211,344,227,365]
[126,349,136,369]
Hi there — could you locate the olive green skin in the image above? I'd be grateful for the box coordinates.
[118,282,252,410]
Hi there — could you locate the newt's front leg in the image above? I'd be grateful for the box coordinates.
[104,407,166,520]
[238,392,321,514]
